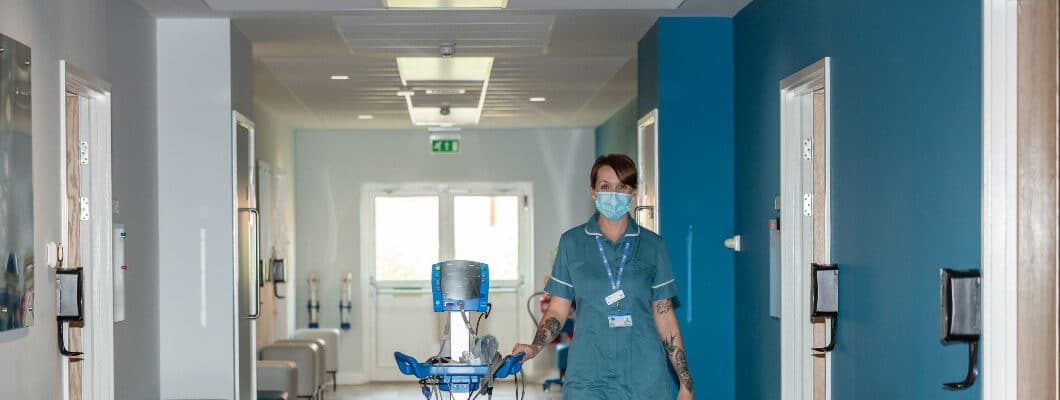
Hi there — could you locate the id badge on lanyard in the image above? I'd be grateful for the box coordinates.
[596,236,633,328]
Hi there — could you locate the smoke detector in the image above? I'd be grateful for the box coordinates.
[439,42,456,58]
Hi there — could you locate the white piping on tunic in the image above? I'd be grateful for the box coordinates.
[550,276,574,288]
[652,279,676,289]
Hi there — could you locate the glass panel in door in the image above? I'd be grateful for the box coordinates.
[638,113,659,232]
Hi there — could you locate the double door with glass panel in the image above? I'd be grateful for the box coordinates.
[365,183,532,380]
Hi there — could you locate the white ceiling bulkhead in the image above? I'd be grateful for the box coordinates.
[133,0,752,129]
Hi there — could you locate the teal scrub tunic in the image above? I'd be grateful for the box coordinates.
[544,213,680,399]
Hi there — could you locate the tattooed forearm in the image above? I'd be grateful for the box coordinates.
[662,334,677,355]
[675,347,694,392]
[655,299,674,315]
[661,333,694,392]
[531,317,562,347]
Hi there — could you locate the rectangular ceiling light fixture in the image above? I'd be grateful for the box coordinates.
[383,0,508,9]
[396,57,494,82]
[397,57,494,127]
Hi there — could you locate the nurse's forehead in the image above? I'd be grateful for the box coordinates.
[596,166,619,180]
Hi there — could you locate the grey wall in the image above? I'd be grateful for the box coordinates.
[157,18,238,399]
[106,0,160,398]
[0,0,158,398]
[231,27,253,120]
[294,128,595,381]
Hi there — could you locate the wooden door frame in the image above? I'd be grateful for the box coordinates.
[982,0,1059,397]
[59,60,114,400]
[779,57,832,400]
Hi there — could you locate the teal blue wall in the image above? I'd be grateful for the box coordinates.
[733,0,981,399]
[638,23,660,118]
[640,17,735,400]
[594,100,639,159]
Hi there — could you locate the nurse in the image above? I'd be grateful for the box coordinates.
[512,154,694,400]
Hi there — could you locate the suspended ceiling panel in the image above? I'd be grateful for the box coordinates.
[335,15,555,56]
[203,0,686,11]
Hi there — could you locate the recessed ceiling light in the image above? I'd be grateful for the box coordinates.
[529,97,547,102]
[358,115,374,120]
[397,86,416,97]
[383,0,508,9]
[331,75,349,80]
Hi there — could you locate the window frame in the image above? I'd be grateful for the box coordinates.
[362,182,534,291]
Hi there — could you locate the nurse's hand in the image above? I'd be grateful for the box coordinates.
[511,343,543,361]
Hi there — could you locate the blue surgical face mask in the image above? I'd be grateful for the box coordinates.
[595,192,633,221]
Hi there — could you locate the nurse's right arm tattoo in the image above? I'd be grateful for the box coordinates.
[532,317,562,348]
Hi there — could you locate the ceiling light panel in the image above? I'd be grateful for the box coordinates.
[383,0,508,8]
[396,57,494,82]
[334,15,554,56]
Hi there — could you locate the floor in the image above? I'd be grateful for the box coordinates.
[323,382,561,400]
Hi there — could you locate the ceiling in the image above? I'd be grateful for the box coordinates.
[134,0,751,130]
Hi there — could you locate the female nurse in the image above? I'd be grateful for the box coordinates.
[512,154,694,400]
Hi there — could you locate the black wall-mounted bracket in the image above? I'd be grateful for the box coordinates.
[811,263,838,352]
[56,267,84,357]
[271,258,287,299]
[940,268,981,390]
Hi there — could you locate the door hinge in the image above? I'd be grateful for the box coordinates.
[803,193,813,217]
[802,138,813,160]
[79,141,89,165]
[79,197,90,221]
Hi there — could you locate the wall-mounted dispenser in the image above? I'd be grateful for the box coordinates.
[811,263,838,352]
[307,272,320,328]
[271,258,286,299]
[340,272,353,330]
[768,217,781,319]
[113,225,127,323]
[940,268,981,390]
[56,268,84,357]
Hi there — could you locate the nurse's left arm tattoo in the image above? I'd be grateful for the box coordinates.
[655,299,674,315]
[654,299,694,395]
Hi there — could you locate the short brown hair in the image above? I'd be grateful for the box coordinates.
[590,154,638,189]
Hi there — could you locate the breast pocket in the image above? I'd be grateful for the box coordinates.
[625,259,657,287]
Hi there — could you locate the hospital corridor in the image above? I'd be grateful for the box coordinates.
[0,0,1057,399]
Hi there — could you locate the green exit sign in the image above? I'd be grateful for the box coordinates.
[430,135,461,154]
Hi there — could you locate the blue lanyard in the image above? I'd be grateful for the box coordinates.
[594,236,632,291]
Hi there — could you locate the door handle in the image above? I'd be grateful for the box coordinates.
[240,208,261,319]
[634,205,654,224]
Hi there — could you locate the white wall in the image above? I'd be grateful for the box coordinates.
[253,98,298,345]
[294,128,595,382]
[0,0,158,398]
[156,18,239,399]
[106,1,160,398]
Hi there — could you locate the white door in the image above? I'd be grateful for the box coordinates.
[637,110,660,233]
[362,183,533,381]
